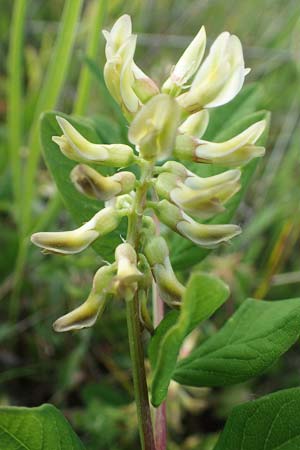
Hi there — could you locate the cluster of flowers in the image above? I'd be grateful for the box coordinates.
[31,15,266,332]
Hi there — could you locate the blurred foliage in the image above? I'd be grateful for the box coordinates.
[1,0,300,449]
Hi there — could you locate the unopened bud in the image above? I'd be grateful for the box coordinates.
[162,26,206,95]
[128,94,181,161]
[71,165,135,201]
[54,117,135,167]
[144,236,169,266]
[152,261,185,306]
[53,265,116,332]
[144,236,185,306]
[31,207,122,255]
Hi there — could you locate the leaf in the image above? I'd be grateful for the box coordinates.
[149,272,229,406]
[40,111,127,262]
[0,403,85,450]
[174,297,300,387]
[170,110,270,270]
[214,387,300,450]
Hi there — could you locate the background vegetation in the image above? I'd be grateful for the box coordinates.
[1,1,300,449]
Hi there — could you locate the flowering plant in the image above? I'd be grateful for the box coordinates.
[19,13,300,450]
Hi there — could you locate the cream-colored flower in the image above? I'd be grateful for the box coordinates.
[162,26,206,95]
[128,94,181,160]
[150,200,241,247]
[31,207,122,255]
[103,15,158,119]
[54,116,135,167]
[115,243,142,285]
[174,120,266,166]
[177,32,250,112]
[71,164,135,201]
[53,265,116,332]
[155,167,241,218]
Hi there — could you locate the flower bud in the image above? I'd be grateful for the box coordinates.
[177,32,250,112]
[144,236,169,266]
[53,265,116,332]
[162,26,206,95]
[150,200,241,247]
[128,94,181,161]
[71,164,135,201]
[179,110,209,138]
[54,116,135,167]
[152,261,185,307]
[144,236,185,306]
[31,207,122,255]
[174,120,266,166]
[115,242,142,285]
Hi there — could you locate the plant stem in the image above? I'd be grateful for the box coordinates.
[152,267,167,450]
[126,296,156,450]
[126,161,156,450]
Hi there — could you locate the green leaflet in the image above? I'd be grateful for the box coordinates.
[40,111,127,262]
[214,387,300,450]
[149,272,229,407]
[0,404,85,450]
[170,84,270,270]
[174,297,300,387]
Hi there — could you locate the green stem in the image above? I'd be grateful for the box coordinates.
[126,162,156,450]
[7,0,27,220]
[74,0,107,115]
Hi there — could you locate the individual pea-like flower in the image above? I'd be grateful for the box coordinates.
[71,164,136,201]
[115,243,143,288]
[162,26,206,96]
[149,200,241,247]
[154,167,241,218]
[31,207,122,255]
[174,120,266,166]
[53,116,135,167]
[128,94,181,161]
[53,264,117,332]
[144,236,185,306]
[177,31,250,112]
[103,14,159,119]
